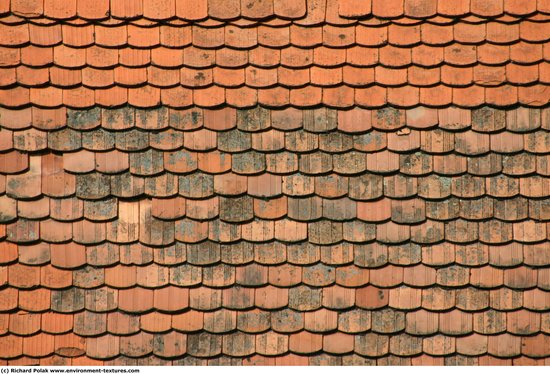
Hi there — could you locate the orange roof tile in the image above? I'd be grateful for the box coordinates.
[0,0,549,366]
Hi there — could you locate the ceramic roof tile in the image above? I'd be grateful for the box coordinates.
[1,0,550,366]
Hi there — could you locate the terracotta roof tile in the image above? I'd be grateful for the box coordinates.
[1,1,550,366]
[38,313,70,336]
[521,334,550,358]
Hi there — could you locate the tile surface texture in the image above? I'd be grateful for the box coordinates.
[0,0,549,366]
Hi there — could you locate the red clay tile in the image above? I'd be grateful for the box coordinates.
[0,86,29,108]
[52,333,85,359]
[0,334,22,358]
[520,20,546,41]
[405,309,438,336]
[191,86,224,107]
[0,242,17,265]
[320,86,353,108]
[0,0,8,13]
[10,240,43,264]
[147,66,181,87]
[521,334,550,358]
[73,310,107,337]
[9,311,40,336]
[422,287,456,311]
[338,0,371,17]
[152,331,186,358]
[223,25,257,49]
[512,41,543,64]
[254,285,288,309]
[477,46,510,69]
[272,0,305,18]
[0,23,28,46]
[185,333,221,358]
[421,335,455,358]
[470,0,504,16]
[105,265,137,289]
[11,0,43,16]
[257,27,288,50]
[174,0,206,19]
[17,45,47,66]
[93,86,128,107]
[248,47,279,69]
[485,22,519,43]
[417,23,450,46]
[142,0,175,19]
[353,333,389,358]
[224,86,257,107]
[387,25,419,47]
[370,0,403,17]
[73,0,108,18]
[0,66,16,87]
[91,25,125,48]
[22,333,55,358]
[213,67,245,87]
[38,313,71,336]
[256,87,290,107]
[59,25,92,48]
[487,333,522,358]
[118,287,154,313]
[127,86,160,107]
[452,22,485,44]
[0,287,18,312]
[82,334,119,360]
[506,310,540,335]
[219,332,255,357]
[504,266,538,290]
[102,313,136,337]
[506,0,537,14]
[139,311,171,333]
[208,0,240,19]
[8,263,40,288]
[109,0,142,18]
[404,0,437,17]
[287,331,322,354]
[490,287,524,311]
[40,264,72,289]
[321,285,354,309]
[136,263,170,288]
[303,308,337,333]
[119,331,154,358]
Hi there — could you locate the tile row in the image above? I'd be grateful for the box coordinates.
[0,305,549,338]
[1,353,550,367]
[2,64,550,90]
[2,150,550,181]
[2,0,550,22]
[340,0,550,20]
[2,10,548,27]
[2,153,549,196]
[2,260,550,290]
[1,23,549,49]
[2,199,550,242]
[3,240,547,268]
[3,126,550,155]
[2,107,549,134]
[1,84,549,108]
[1,0,307,22]
[0,330,548,362]
[2,193,550,224]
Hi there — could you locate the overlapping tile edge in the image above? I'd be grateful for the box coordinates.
[0,0,549,367]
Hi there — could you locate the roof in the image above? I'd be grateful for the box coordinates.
[0,0,549,366]
[0,0,549,109]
